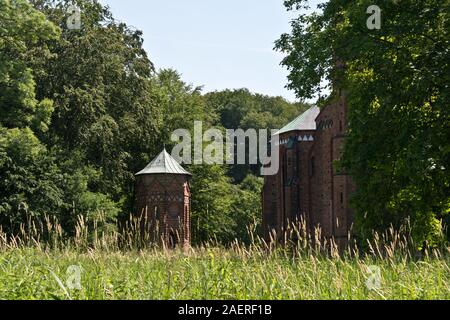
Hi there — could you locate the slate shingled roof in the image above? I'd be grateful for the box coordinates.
[273,106,320,136]
[135,149,191,176]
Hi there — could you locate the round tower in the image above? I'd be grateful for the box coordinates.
[135,149,191,247]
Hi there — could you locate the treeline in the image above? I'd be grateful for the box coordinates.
[0,0,308,245]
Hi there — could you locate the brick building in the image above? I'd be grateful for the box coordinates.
[135,149,191,247]
[262,96,355,245]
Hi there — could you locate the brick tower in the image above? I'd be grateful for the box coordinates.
[135,149,191,247]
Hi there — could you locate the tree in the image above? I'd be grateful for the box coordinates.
[276,0,450,245]
[0,128,60,232]
[0,0,123,234]
[151,68,216,146]
[189,164,237,245]
[30,0,161,215]
[0,131,118,234]
[0,0,60,233]
[231,174,264,244]
[0,0,59,131]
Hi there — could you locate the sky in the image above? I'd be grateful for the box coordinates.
[99,0,324,103]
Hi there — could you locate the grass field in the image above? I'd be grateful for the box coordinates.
[0,245,448,300]
[0,217,448,300]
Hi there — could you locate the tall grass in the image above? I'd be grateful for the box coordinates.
[0,214,448,300]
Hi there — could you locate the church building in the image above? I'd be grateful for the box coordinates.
[262,96,355,246]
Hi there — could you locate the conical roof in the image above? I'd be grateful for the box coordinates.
[273,106,320,136]
[135,149,191,176]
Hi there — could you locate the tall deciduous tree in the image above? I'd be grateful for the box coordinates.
[0,0,59,130]
[31,0,161,212]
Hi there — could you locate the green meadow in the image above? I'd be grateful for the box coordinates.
[1,237,448,300]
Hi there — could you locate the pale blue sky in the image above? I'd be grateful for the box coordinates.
[99,0,323,102]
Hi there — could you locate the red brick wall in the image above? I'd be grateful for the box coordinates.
[262,130,315,240]
[135,174,191,246]
[263,97,354,244]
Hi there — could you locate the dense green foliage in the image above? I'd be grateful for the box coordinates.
[276,0,450,245]
[0,0,305,245]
